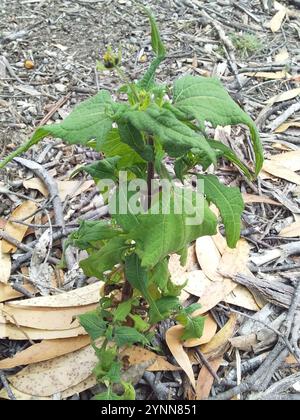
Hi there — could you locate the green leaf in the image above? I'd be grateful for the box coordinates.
[118,121,154,161]
[93,387,122,401]
[68,220,123,250]
[78,311,107,340]
[150,258,170,292]
[113,299,133,322]
[122,104,216,163]
[210,140,252,179]
[141,6,166,58]
[173,75,263,175]
[198,175,244,248]
[101,361,122,384]
[128,188,217,268]
[42,91,115,150]
[129,314,150,332]
[114,326,149,347]
[181,315,205,341]
[149,296,181,324]
[80,236,129,279]
[83,157,121,181]
[125,253,162,323]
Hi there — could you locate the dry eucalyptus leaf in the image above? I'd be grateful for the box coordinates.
[2,303,97,330]
[224,285,260,311]
[120,345,181,372]
[0,241,11,284]
[0,336,90,369]
[196,236,223,282]
[7,281,102,308]
[267,88,300,105]
[183,270,211,298]
[0,323,86,341]
[2,201,38,253]
[244,70,290,80]
[242,193,280,206]
[195,357,223,400]
[200,314,238,360]
[166,325,196,389]
[8,346,97,397]
[270,151,300,172]
[0,282,35,303]
[279,221,300,237]
[268,3,287,32]
[263,160,300,185]
[275,121,300,133]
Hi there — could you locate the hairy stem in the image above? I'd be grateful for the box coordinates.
[147,136,155,210]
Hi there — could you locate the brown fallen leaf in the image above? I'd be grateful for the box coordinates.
[8,281,102,308]
[267,88,300,105]
[0,282,35,303]
[224,285,260,311]
[166,325,196,389]
[262,160,300,185]
[195,357,223,400]
[168,245,198,283]
[200,314,238,360]
[0,323,86,340]
[120,346,181,372]
[8,346,97,397]
[212,231,228,255]
[0,375,97,400]
[183,270,211,298]
[270,151,300,172]
[2,303,97,330]
[244,70,290,80]
[196,237,223,282]
[0,241,11,284]
[2,201,38,253]
[242,193,280,206]
[193,240,250,315]
[23,178,48,197]
[279,221,300,238]
[0,336,90,369]
[229,333,258,352]
[275,121,300,133]
[268,3,287,32]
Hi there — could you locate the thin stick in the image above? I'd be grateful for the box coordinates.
[0,371,16,400]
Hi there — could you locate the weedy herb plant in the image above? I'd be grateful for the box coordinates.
[0,6,263,400]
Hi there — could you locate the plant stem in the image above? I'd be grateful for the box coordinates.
[147,136,155,210]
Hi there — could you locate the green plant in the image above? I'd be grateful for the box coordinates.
[230,33,262,58]
[0,6,263,400]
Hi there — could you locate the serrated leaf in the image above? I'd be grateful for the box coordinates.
[181,315,205,341]
[78,311,107,340]
[83,157,121,181]
[113,299,133,322]
[150,258,170,292]
[127,188,217,268]
[41,91,115,151]
[173,76,263,175]
[142,6,166,58]
[129,314,150,332]
[114,326,149,347]
[68,220,123,250]
[125,253,162,323]
[118,121,154,161]
[149,296,181,324]
[80,236,129,279]
[122,104,216,162]
[198,175,244,248]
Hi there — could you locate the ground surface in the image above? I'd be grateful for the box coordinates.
[0,0,300,401]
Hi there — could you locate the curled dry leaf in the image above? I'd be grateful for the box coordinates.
[2,201,38,253]
[120,345,181,372]
[2,303,97,330]
[0,282,35,303]
[195,357,223,400]
[196,236,223,282]
[0,336,90,369]
[0,241,11,284]
[8,346,98,397]
[200,314,238,360]
[166,325,196,389]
